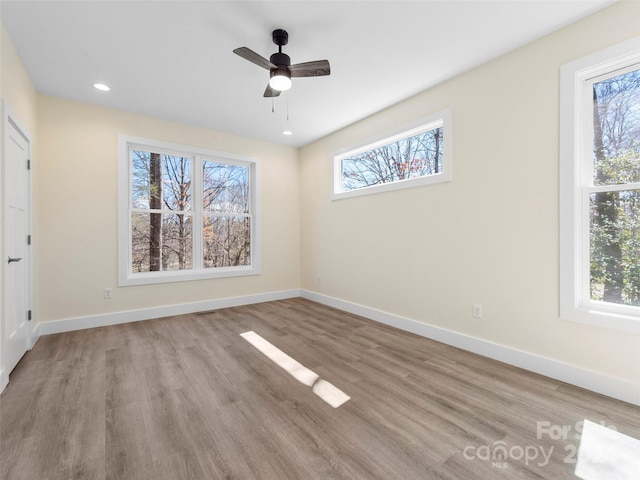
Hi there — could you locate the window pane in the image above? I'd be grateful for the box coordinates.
[131,151,192,211]
[203,161,226,211]
[132,150,151,209]
[592,68,640,186]
[203,215,251,267]
[162,214,193,271]
[341,127,443,191]
[227,165,250,214]
[162,156,192,211]
[131,212,192,272]
[589,189,640,306]
[132,212,151,272]
[203,161,250,213]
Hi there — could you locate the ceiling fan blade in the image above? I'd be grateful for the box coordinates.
[289,60,331,77]
[233,47,276,70]
[263,84,281,98]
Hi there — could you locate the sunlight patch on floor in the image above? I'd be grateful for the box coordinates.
[240,331,350,408]
[575,419,640,480]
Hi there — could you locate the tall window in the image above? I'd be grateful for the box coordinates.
[118,136,259,286]
[560,39,640,332]
[333,109,452,199]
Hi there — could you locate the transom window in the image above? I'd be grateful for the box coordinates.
[560,39,640,332]
[333,109,452,199]
[118,136,259,286]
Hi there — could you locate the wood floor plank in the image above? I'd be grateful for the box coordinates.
[1,298,638,479]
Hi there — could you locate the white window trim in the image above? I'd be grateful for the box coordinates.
[332,108,452,200]
[118,135,260,286]
[559,37,640,333]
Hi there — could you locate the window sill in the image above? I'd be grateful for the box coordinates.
[561,304,640,334]
[332,172,452,200]
[118,265,260,287]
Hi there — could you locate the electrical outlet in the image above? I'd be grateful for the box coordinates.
[104,288,113,300]
[472,304,483,319]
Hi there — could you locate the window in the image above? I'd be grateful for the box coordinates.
[560,38,640,332]
[118,136,259,286]
[333,109,452,199]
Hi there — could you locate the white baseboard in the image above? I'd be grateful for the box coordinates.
[301,290,640,407]
[33,289,301,337]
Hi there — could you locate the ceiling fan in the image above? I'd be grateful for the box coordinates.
[233,29,331,97]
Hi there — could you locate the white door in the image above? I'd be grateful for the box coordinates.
[3,112,31,377]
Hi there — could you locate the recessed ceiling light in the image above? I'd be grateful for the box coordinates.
[282,130,293,136]
[93,83,110,91]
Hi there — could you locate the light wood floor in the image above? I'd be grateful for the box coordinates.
[1,298,638,479]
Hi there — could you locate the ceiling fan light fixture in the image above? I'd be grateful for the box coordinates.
[233,29,330,97]
[269,69,292,91]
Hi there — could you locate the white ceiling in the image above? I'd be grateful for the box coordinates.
[1,0,616,147]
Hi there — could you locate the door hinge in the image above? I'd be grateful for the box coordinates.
[27,234,31,245]
[27,159,31,170]
[28,310,32,321]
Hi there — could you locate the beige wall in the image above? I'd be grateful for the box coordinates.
[299,1,640,386]
[1,23,38,133]
[35,95,300,322]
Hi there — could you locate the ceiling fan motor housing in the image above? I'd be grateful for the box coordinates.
[270,52,291,67]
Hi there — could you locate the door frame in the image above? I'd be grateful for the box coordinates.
[1,100,33,393]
